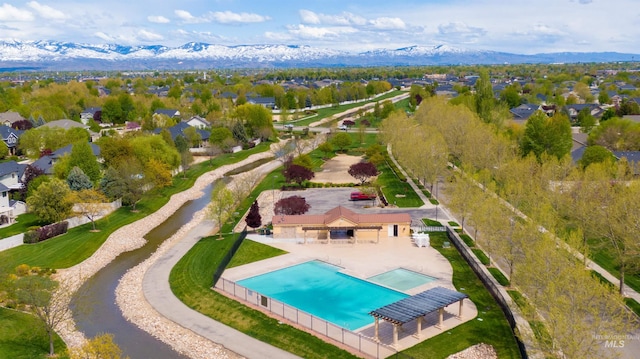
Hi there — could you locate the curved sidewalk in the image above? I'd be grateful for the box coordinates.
[142,218,301,359]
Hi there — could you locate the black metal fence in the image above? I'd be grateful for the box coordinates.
[212,226,248,287]
[446,226,529,359]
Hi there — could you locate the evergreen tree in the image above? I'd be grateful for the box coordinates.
[69,142,101,182]
[67,166,93,191]
[245,201,262,229]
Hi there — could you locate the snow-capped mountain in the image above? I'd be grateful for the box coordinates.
[0,40,638,71]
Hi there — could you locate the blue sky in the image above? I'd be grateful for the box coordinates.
[0,0,638,54]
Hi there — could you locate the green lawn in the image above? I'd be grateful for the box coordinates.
[587,238,640,294]
[377,160,424,207]
[401,231,522,359]
[488,267,510,286]
[0,142,272,273]
[0,307,68,359]
[0,213,47,239]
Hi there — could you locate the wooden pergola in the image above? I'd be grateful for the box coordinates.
[369,287,469,347]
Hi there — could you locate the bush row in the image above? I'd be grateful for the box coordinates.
[23,221,69,244]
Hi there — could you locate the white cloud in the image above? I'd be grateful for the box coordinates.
[94,31,114,42]
[148,15,170,24]
[208,11,269,24]
[175,9,204,24]
[299,10,366,26]
[369,17,406,30]
[137,29,164,41]
[437,22,487,43]
[0,3,34,21]
[27,1,66,20]
[286,24,357,39]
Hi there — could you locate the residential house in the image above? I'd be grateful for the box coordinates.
[0,111,25,127]
[40,119,100,141]
[564,104,603,121]
[0,160,28,223]
[0,125,23,155]
[510,104,541,122]
[32,143,101,175]
[154,108,181,118]
[80,107,102,125]
[153,122,210,147]
[613,151,640,174]
[271,206,412,243]
[247,96,276,109]
[185,116,210,129]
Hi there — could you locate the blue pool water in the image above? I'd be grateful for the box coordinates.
[368,268,437,291]
[237,260,408,330]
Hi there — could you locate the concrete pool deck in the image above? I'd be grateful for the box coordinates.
[220,234,478,352]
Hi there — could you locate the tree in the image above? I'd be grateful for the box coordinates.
[0,142,8,160]
[520,111,572,161]
[27,178,73,224]
[348,161,379,184]
[100,166,126,201]
[67,166,93,191]
[183,126,202,148]
[209,127,233,148]
[578,145,615,169]
[144,158,173,189]
[283,163,314,186]
[475,69,494,124]
[174,135,192,178]
[117,162,147,211]
[67,333,129,359]
[19,164,45,201]
[245,200,262,229]
[9,268,72,356]
[577,107,596,133]
[274,195,310,215]
[318,141,333,159]
[70,188,111,231]
[69,142,101,182]
[330,132,352,152]
[101,97,122,124]
[208,181,235,239]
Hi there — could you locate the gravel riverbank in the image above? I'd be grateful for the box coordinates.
[55,149,274,356]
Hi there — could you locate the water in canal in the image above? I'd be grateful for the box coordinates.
[72,182,216,359]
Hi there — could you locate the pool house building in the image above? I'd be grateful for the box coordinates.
[271,206,411,243]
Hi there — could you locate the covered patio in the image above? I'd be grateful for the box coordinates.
[369,286,469,347]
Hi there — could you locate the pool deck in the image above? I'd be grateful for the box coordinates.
[220,234,478,353]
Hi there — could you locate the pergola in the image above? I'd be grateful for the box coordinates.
[301,225,383,243]
[369,287,469,347]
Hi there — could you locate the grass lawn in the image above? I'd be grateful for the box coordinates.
[401,231,522,359]
[587,238,640,294]
[377,160,423,208]
[0,307,68,359]
[0,143,273,274]
[0,213,47,239]
[488,267,510,287]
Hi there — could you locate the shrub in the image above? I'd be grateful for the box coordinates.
[24,221,69,244]
[461,234,475,247]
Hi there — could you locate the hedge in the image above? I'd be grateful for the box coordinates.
[23,221,69,244]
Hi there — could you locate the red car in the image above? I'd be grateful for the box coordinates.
[350,191,376,201]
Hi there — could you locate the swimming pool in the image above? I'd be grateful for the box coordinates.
[367,268,437,291]
[237,260,408,330]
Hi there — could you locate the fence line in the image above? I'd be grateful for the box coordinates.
[445,226,531,359]
[216,278,399,359]
[212,227,248,287]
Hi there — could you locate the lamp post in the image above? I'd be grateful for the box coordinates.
[272,175,278,207]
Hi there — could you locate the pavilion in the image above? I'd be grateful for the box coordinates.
[369,286,469,347]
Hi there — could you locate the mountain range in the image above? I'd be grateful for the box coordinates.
[0,40,638,71]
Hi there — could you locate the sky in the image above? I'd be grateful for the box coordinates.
[0,0,639,54]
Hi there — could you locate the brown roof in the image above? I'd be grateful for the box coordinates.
[0,111,24,124]
[272,206,411,227]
